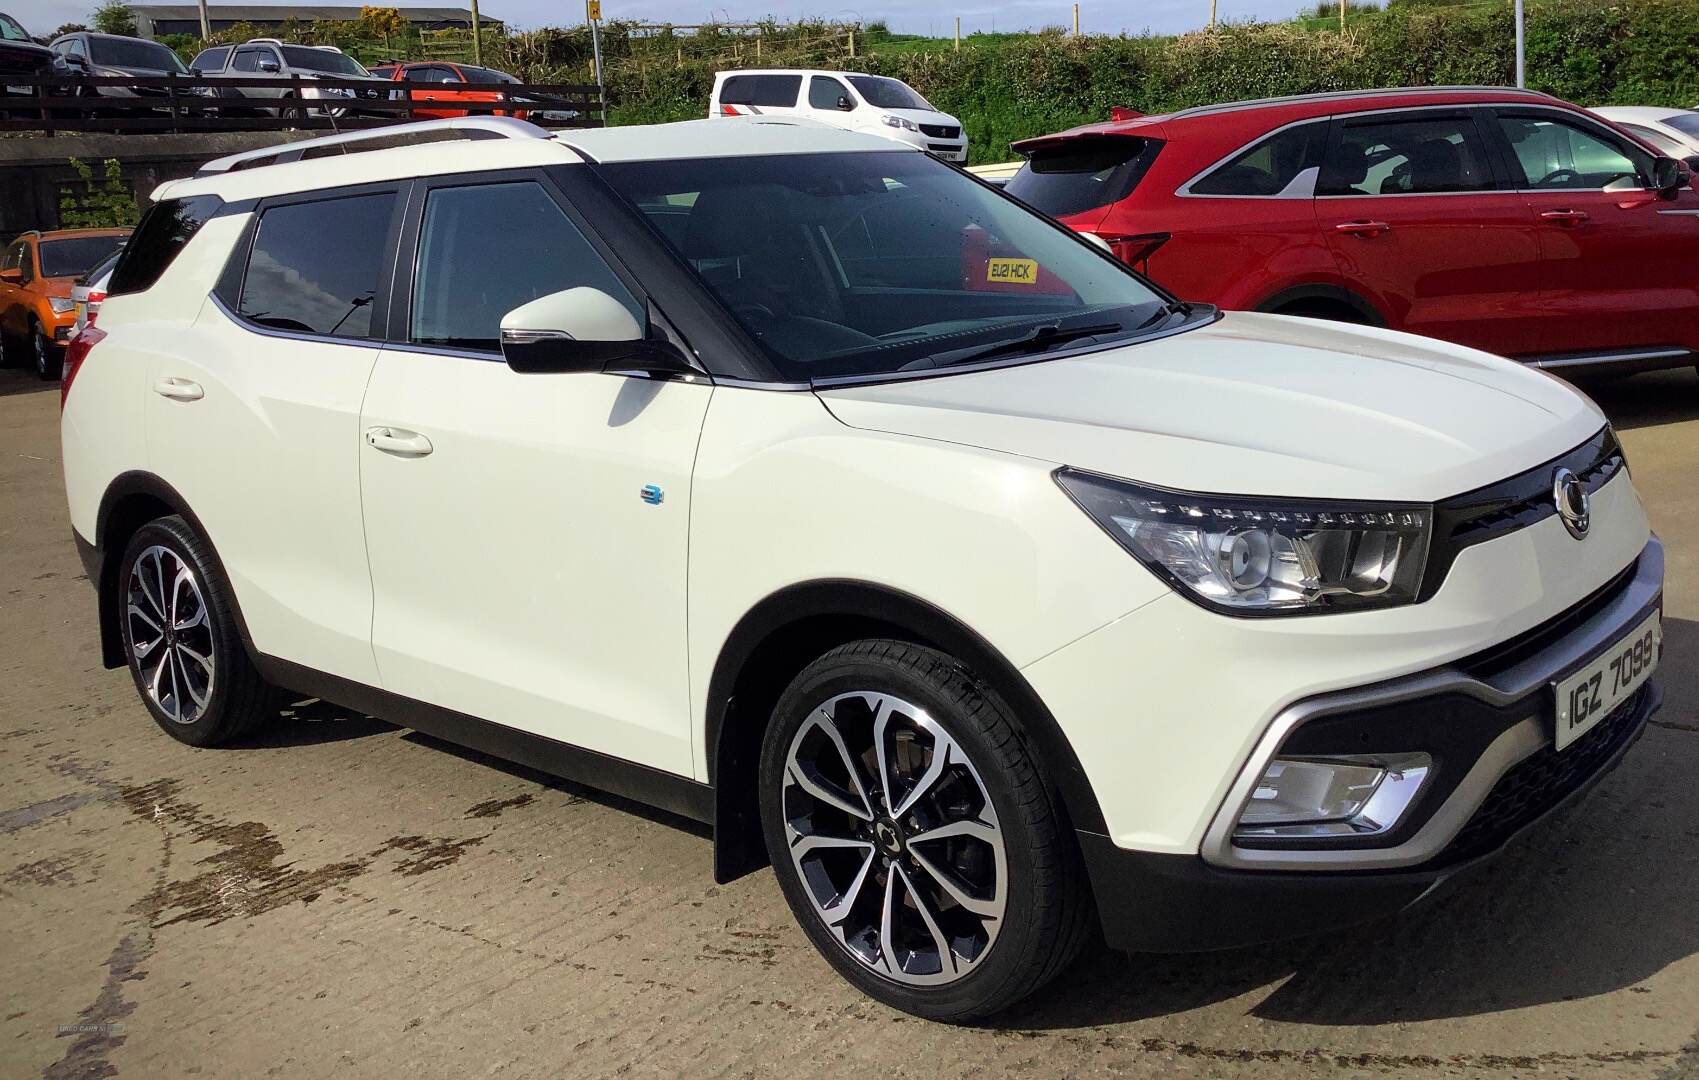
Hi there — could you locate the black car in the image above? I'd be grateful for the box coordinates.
[1,11,63,94]
[47,31,205,111]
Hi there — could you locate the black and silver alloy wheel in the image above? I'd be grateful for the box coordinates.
[760,640,1092,1022]
[33,324,55,381]
[782,691,1008,986]
[126,544,216,725]
[118,516,277,746]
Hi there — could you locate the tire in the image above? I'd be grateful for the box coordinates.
[118,516,278,747]
[31,321,57,381]
[278,95,303,123]
[1274,303,1368,325]
[758,639,1093,1022]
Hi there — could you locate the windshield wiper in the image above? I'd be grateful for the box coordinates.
[922,319,1132,369]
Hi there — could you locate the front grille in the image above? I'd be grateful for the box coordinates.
[1420,426,1624,600]
[927,143,961,154]
[920,123,960,139]
[1436,684,1648,866]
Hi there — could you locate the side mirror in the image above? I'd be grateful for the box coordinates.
[0,267,20,282]
[256,58,280,73]
[837,95,854,111]
[1649,155,1685,197]
[500,288,697,377]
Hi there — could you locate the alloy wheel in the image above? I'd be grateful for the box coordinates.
[125,545,217,725]
[781,691,1007,986]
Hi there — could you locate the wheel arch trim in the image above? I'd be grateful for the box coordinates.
[1254,282,1387,325]
[703,578,1108,882]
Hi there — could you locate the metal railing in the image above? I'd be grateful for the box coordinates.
[0,73,603,134]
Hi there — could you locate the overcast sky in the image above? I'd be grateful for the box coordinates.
[15,0,1303,39]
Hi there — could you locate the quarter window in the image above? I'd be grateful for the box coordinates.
[109,195,222,297]
[409,182,640,353]
[1190,122,1325,196]
[1497,114,1645,189]
[1320,114,1496,195]
[238,192,395,338]
[720,74,802,108]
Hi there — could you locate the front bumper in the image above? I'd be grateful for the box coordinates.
[1077,537,1664,951]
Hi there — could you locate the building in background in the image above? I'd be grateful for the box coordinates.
[128,6,504,39]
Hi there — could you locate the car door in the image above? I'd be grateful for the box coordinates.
[1489,106,1699,358]
[146,185,403,686]
[358,172,712,775]
[1315,108,1547,357]
[409,64,463,118]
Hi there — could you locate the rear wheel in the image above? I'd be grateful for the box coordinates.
[119,516,278,746]
[758,640,1092,1022]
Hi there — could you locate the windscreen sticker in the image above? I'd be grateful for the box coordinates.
[986,257,1039,285]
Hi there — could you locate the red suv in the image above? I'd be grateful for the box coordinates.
[368,61,529,120]
[1007,87,1699,377]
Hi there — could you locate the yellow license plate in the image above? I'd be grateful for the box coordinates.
[986,257,1038,284]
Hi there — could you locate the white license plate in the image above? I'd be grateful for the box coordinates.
[1553,611,1660,751]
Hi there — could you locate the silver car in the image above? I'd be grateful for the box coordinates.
[189,38,394,118]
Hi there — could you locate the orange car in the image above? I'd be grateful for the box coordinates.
[369,61,530,120]
[1,227,131,380]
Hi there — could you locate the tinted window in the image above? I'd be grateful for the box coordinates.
[1007,137,1163,217]
[62,38,87,57]
[604,151,1167,382]
[89,37,186,71]
[460,65,518,84]
[720,75,801,108]
[280,45,367,75]
[1191,122,1324,196]
[110,195,220,296]
[809,76,851,110]
[190,46,229,72]
[846,75,931,111]
[1497,114,1645,188]
[230,47,262,72]
[1667,113,1699,139]
[410,182,639,352]
[1321,114,1495,195]
[39,235,128,278]
[239,193,394,338]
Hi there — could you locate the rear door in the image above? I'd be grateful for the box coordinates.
[1488,106,1699,358]
[358,170,711,774]
[1315,108,1546,357]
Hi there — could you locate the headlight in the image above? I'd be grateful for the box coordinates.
[49,297,76,314]
[1056,468,1431,615]
[881,114,918,131]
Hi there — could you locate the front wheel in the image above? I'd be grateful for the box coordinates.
[758,640,1092,1021]
[119,516,278,746]
[31,322,56,380]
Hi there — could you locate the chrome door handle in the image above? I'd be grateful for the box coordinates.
[152,377,204,401]
[364,426,433,457]
[1335,220,1391,237]
[1540,209,1590,226]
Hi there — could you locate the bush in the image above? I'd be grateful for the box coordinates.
[58,159,140,230]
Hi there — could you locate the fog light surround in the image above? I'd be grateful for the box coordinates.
[1232,753,1432,843]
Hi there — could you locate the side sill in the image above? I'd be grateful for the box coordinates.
[253,654,716,828]
[1523,346,1694,378]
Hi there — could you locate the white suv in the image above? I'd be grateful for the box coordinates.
[709,68,969,162]
[61,116,1663,1022]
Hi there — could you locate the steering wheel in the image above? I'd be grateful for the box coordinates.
[1535,168,1582,187]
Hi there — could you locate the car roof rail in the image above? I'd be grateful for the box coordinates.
[196,116,553,175]
[1166,85,1560,121]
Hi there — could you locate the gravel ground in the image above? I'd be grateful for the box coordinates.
[2,365,1696,1080]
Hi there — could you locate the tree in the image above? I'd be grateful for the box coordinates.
[58,159,140,230]
[53,22,90,36]
[90,1,138,36]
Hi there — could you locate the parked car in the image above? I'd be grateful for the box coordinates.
[189,38,394,118]
[47,30,209,112]
[369,60,529,120]
[1,11,70,96]
[1007,87,1699,379]
[966,161,1021,186]
[709,68,968,162]
[63,115,1662,1022]
[1589,105,1699,163]
[1,227,129,379]
[72,247,120,335]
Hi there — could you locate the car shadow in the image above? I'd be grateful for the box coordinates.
[1579,366,1699,430]
[231,696,398,748]
[998,615,1699,1030]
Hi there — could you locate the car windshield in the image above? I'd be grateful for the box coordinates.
[280,45,368,76]
[1,13,30,40]
[601,150,1176,383]
[90,37,187,71]
[1666,112,1699,138]
[461,65,519,84]
[40,235,128,279]
[846,76,932,112]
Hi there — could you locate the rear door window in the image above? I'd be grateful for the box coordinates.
[1006,137,1163,218]
[720,74,802,108]
[1320,113,1497,195]
[1188,121,1326,196]
[238,192,396,338]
